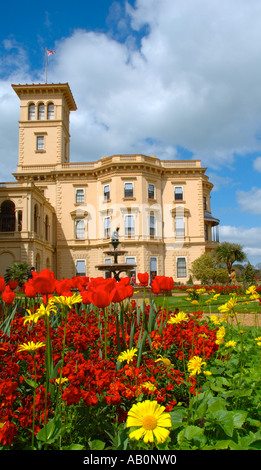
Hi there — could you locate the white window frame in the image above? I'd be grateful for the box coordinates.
[76,259,86,276]
[104,216,111,238]
[176,257,187,278]
[104,184,110,201]
[47,103,54,120]
[124,181,134,198]
[149,213,156,237]
[148,183,155,200]
[174,186,183,201]
[75,219,85,239]
[150,257,158,278]
[75,188,85,204]
[38,103,45,120]
[175,216,185,237]
[28,103,35,120]
[125,214,135,236]
[36,135,45,151]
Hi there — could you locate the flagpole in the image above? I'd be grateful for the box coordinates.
[45,48,48,83]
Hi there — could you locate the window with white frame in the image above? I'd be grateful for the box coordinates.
[174,186,183,201]
[47,103,54,120]
[150,213,156,237]
[126,257,136,276]
[76,259,86,276]
[38,103,45,120]
[104,216,111,238]
[125,214,135,236]
[150,257,157,278]
[124,182,134,198]
[175,216,185,236]
[177,257,187,278]
[104,184,110,201]
[75,188,85,203]
[36,136,44,151]
[28,103,35,120]
[75,219,85,239]
[148,183,155,200]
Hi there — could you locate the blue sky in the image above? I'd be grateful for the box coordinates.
[1,0,261,266]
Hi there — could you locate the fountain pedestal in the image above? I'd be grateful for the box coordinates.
[95,243,136,281]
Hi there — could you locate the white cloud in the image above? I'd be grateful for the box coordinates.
[253,156,261,172]
[2,0,261,178]
[220,225,261,265]
[237,187,261,215]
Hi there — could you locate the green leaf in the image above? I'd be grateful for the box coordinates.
[231,410,247,429]
[212,410,234,437]
[23,377,38,389]
[88,439,106,450]
[170,408,188,430]
[177,425,206,448]
[36,418,62,444]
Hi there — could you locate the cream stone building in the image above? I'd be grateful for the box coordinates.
[0,82,219,282]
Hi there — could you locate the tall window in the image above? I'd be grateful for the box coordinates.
[38,103,45,120]
[150,214,156,237]
[148,183,155,200]
[28,104,35,120]
[76,260,86,276]
[125,214,135,236]
[36,136,44,151]
[124,182,133,198]
[150,257,157,278]
[104,216,111,238]
[104,185,110,201]
[47,103,54,120]
[75,219,85,239]
[177,257,187,278]
[174,186,183,201]
[0,200,15,232]
[175,216,185,236]
[75,188,85,203]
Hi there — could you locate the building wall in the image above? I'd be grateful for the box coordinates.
[0,83,220,282]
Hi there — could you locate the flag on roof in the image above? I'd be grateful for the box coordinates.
[47,50,56,55]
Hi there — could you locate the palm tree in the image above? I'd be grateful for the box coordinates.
[214,242,246,274]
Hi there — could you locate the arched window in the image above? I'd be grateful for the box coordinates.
[47,103,54,120]
[28,103,35,120]
[34,204,39,234]
[0,200,16,232]
[44,215,50,240]
[38,103,45,120]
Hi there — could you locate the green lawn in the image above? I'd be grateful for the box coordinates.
[153,293,261,314]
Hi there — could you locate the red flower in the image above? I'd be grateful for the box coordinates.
[8,280,18,290]
[0,420,17,446]
[23,280,37,298]
[158,276,174,292]
[31,269,56,295]
[137,272,149,286]
[151,277,161,294]
[2,286,16,304]
[0,276,5,293]
[86,278,117,308]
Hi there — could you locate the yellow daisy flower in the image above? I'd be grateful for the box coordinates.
[167,311,188,324]
[155,355,172,367]
[118,347,138,364]
[187,356,207,376]
[126,400,172,444]
[17,341,46,353]
[52,293,82,308]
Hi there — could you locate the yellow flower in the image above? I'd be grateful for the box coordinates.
[215,326,226,345]
[191,300,199,305]
[155,355,172,367]
[141,382,157,392]
[17,341,46,353]
[23,301,57,324]
[218,295,237,313]
[255,336,261,347]
[203,370,212,376]
[210,315,221,326]
[126,400,172,444]
[246,285,257,295]
[55,377,68,385]
[187,356,207,376]
[118,347,138,364]
[196,288,206,294]
[167,311,188,324]
[52,293,82,308]
[225,340,237,348]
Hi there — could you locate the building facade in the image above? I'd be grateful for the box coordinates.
[0,83,219,281]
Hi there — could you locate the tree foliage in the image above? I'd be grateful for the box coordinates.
[214,242,246,273]
[191,253,228,284]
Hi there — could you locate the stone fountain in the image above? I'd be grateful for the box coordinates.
[95,228,136,281]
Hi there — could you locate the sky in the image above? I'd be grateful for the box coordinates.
[0,0,261,266]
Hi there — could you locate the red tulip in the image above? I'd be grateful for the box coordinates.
[31,269,56,295]
[151,277,162,294]
[8,280,18,290]
[137,272,149,286]
[2,285,16,304]
[0,276,5,293]
[24,281,37,298]
[86,278,116,308]
[158,276,174,292]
